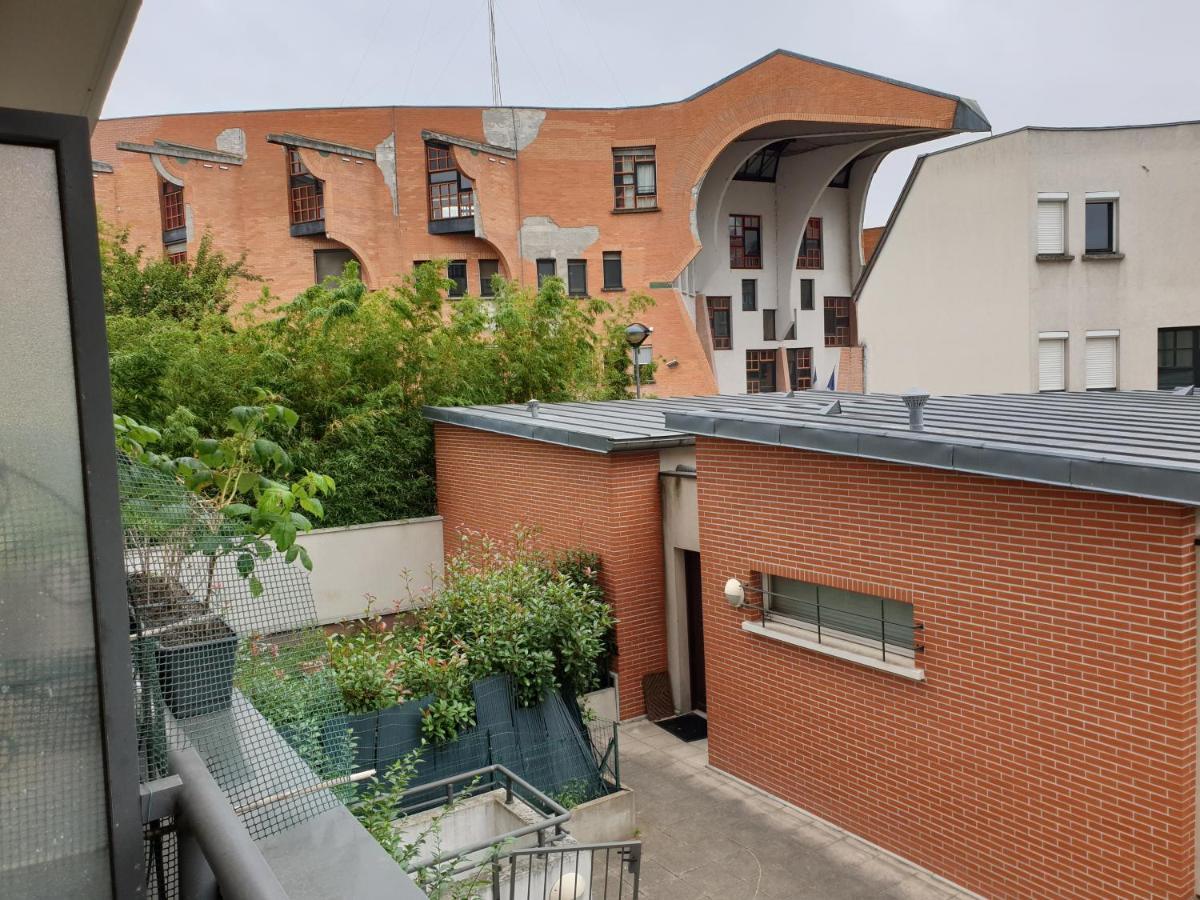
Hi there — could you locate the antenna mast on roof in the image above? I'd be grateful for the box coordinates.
[488,0,504,106]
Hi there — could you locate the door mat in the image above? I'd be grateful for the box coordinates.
[655,713,708,743]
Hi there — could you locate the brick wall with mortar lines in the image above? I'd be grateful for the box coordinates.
[434,424,666,719]
[90,52,965,396]
[694,436,1197,899]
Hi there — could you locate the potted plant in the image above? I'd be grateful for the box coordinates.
[115,402,334,717]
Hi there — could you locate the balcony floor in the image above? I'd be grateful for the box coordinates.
[619,719,970,900]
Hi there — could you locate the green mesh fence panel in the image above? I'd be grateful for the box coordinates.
[119,456,351,898]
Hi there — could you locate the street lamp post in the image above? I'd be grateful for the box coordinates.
[624,322,653,399]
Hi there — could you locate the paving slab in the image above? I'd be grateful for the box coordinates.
[619,723,970,900]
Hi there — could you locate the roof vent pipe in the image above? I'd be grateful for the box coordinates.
[527,399,540,418]
[901,390,930,432]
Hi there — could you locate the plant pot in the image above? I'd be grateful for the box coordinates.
[155,617,238,718]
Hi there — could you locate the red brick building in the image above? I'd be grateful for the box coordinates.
[427,390,1200,897]
[90,52,987,396]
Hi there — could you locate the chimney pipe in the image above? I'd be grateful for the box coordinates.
[527,399,540,418]
[901,390,930,431]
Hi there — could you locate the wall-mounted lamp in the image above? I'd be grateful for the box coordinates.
[724,577,747,607]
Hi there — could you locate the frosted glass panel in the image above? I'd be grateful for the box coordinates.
[0,143,112,896]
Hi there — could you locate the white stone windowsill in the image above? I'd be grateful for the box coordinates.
[741,620,926,681]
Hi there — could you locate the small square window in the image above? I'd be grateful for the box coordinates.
[447,260,468,298]
[602,252,623,290]
[741,279,757,311]
[1085,199,1117,253]
[567,259,588,296]
[536,258,557,287]
[479,259,500,297]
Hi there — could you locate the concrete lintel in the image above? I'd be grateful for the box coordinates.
[91,160,113,173]
[116,140,245,166]
[421,129,517,160]
[265,132,375,160]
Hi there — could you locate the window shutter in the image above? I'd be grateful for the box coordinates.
[1037,200,1065,254]
[1038,338,1066,391]
[1085,336,1118,390]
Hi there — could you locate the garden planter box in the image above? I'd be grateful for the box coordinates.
[127,572,239,718]
[155,618,238,718]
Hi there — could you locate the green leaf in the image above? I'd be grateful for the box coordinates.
[236,552,255,578]
[249,576,264,598]
[225,503,253,519]
[299,546,313,572]
[254,539,272,559]
[299,496,324,519]
[290,511,313,532]
[285,545,300,563]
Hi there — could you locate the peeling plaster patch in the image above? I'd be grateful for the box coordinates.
[185,204,195,243]
[216,128,246,157]
[150,153,183,187]
[473,195,487,240]
[689,181,702,243]
[518,216,599,261]
[374,132,398,216]
[482,108,546,151]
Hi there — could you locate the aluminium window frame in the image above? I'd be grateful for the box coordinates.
[567,258,588,297]
[602,251,623,291]
[1084,191,1119,254]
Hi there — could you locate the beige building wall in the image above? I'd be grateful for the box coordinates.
[858,122,1200,394]
[297,516,444,624]
[856,130,1033,394]
[659,447,699,712]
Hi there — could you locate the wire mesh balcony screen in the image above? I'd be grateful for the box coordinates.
[118,455,352,897]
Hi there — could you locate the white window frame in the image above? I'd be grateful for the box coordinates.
[1038,332,1068,392]
[1084,191,1120,254]
[1085,330,1119,391]
[1036,192,1068,256]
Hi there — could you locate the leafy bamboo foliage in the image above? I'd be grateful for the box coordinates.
[105,235,653,526]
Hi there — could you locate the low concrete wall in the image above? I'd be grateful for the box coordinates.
[297,516,443,625]
[566,789,637,844]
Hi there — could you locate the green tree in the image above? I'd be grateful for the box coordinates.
[101,223,258,320]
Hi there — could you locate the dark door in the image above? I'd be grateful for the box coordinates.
[683,550,707,712]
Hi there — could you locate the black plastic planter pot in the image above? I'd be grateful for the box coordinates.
[155,619,238,718]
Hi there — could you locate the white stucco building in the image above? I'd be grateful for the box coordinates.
[856,122,1200,394]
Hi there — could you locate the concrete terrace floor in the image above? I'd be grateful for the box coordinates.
[619,719,971,900]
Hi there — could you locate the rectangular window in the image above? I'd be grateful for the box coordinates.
[741,279,757,311]
[567,259,588,296]
[1036,195,1067,255]
[314,248,355,284]
[708,296,731,350]
[602,251,623,290]
[823,296,853,347]
[165,243,187,266]
[447,259,468,298]
[1085,332,1118,390]
[1159,327,1200,389]
[1085,198,1117,253]
[762,309,776,342]
[745,349,778,393]
[536,258,556,287]
[287,147,324,225]
[796,217,823,269]
[729,214,762,269]
[762,573,918,663]
[160,180,185,233]
[786,347,813,390]
[426,141,474,222]
[800,278,814,311]
[1038,334,1067,392]
[478,259,500,297]
[613,147,657,210]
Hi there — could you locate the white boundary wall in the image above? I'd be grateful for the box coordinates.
[296,516,444,624]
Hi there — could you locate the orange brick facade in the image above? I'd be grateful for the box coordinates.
[89,52,971,396]
[433,424,666,719]
[695,436,1197,898]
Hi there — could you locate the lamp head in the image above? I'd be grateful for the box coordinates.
[624,322,652,349]
[724,577,746,608]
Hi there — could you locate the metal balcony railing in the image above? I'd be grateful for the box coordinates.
[494,841,642,900]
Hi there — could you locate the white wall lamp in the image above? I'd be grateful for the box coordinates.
[723,577,764,609]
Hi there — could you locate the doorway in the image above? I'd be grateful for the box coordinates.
[683,549,707,712]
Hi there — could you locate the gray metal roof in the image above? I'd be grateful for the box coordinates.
[425,391,1200,506]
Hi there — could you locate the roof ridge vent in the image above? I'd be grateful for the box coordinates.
[901,390,930,431]
[1173,385,1196,396]
[818,400,842,416]
[527,399,540,417]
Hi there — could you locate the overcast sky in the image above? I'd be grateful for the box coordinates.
[104,0,1199,226]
